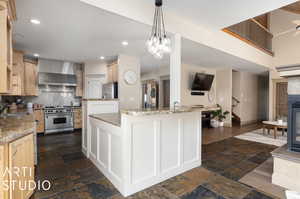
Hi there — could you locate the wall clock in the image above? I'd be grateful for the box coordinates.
[124,70,138,85]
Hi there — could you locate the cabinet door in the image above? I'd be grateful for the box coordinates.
[76,69,83,97]
[11,74,22,95]
[9,134,34,199]
[24,62,38,96]
[9,138,23,199]
[22,134,35,199]
[12,50,25,95]
[87,79,102,99]
[34,110,45,133]
[74,109,82,129]
[0,145,9,199]
[0,2,11,93]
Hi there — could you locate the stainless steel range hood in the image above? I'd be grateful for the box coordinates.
[38,72,77,86]
[38,58,80,86]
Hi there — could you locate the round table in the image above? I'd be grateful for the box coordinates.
[262,121,288,139]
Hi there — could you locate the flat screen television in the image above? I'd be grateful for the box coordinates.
[191,73,214,91]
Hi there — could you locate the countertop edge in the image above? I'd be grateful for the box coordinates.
[89,114,121,127]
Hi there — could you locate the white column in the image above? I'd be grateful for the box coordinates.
[170,33,182,107]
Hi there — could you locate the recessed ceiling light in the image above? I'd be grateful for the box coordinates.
[30,19,41,25]
[122,41,129,46]
[33,53,39,57]
[100,56,105,60]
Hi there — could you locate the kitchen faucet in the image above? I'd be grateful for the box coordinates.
[173,101,180,112]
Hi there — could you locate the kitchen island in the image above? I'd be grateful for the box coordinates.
[86,107,208,196]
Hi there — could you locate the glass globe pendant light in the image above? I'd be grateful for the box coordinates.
[146,0,171,59]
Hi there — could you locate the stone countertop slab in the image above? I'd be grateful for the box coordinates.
[90,113,121,127]
[120,106,220,116]
[89,106,220,127]
[82,98,119,101]
[0,112,36,145]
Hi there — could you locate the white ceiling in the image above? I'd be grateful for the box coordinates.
[181,39,268,73]
[13,0,272,74]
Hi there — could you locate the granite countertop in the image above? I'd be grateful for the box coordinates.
[82,98,119,101]
[120,106,219,116]
[90,113,121,127]
[89,106,219,126]
[0,111,36,145]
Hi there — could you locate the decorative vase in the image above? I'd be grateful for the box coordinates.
[210,119,219,128]
[219,121,224,127]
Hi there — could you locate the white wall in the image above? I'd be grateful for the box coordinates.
[232,71,241,117]
[216,69,232,127]
[84,61,107,76]
[83,61,107,98]
[118,54,141,110]
[268,9,300,120]
[180,64,217,107]
[239,72,259,125]
[141,66,170,81]
[233,71,268,124]
[271,9,300,67]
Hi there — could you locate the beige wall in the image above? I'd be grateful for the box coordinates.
[269,69,287,120]
[232,71,263,124]
[232,71,241,117]
[141,66,169,81]
[239,72,259,125]
[268,9,300,120]
[118,54,141,110]
[180,63,217,107]
[271,9,300,67]
[83,61,108,98]
[216,69,232,126]
[84,61,107,76]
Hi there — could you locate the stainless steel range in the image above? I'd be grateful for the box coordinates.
[44,106,74,134]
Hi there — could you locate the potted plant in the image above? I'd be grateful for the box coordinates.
[211,104,230,127]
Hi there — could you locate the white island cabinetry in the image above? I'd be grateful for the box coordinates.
[87,110,202,197]
[82,99,119,156]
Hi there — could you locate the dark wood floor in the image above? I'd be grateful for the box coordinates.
[31,126,277,199]
[203,123,263,145]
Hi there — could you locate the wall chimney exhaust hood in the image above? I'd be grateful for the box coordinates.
[38,72,77,86]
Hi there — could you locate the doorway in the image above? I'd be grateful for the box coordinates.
[276,82,288,119]
[162,79,170,108]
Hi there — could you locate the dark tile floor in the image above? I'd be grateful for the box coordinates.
[31,129,277,199]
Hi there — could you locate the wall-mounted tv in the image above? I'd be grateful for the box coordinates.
[191,73,214,91]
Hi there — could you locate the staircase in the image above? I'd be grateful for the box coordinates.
[232,96,241,126]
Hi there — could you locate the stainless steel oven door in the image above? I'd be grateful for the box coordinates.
[45,113,73,134]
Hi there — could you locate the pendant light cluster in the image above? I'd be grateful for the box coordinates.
[146,0,171,59]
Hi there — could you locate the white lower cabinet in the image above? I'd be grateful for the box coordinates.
[82,100,119,156]
[87,111,202,197]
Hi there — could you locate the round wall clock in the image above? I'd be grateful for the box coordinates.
[124,70,138,85]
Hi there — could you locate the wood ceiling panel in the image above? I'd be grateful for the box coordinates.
[281,1,300,15]
[254,14,269,29]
